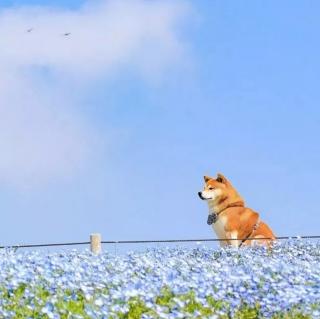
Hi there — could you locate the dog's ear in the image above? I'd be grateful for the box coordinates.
[204,176,211,183]
[216,173,228,184]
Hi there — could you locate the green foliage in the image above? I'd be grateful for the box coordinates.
[155,286,174,307]
[126,298,153,319]
[0,283,316,319]
[233,303,260,319]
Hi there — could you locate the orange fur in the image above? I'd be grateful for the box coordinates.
[199,173,275,247]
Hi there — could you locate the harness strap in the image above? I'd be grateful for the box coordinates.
[239,218,261,247]
[207,201,245,226]
[219,201,245,213]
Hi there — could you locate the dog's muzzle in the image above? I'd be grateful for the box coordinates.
[207,213,217,225]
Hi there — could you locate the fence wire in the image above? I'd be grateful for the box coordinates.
[0,235,319,249]
[101,235,320,244]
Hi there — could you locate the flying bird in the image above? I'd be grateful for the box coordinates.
[63,32,71,36]
[27,28,33,33]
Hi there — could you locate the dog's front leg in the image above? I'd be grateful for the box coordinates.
[227,231,240,248]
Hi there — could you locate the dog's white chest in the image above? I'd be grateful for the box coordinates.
[207,202,228,246]
[211,216,228,246]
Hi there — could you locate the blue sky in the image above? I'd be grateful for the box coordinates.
[0,0,319,249]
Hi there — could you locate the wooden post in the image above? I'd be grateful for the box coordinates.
[90,233,102,254]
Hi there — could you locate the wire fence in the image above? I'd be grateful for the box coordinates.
[0,241,90,249]
[101,235,320,244]
[0,235,320,250]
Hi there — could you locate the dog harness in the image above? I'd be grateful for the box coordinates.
[207,201,261,246]
[207,201,244,225]
[239,218,261,247]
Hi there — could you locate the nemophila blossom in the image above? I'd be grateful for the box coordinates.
[0,241,319,318]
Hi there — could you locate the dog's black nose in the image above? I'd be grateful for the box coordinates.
[198,192,203,199]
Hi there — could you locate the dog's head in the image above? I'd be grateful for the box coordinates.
[198,173,229,203]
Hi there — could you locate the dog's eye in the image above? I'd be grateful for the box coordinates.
[208,187,215,190]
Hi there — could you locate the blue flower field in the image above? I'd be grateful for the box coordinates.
[0,240,319,318]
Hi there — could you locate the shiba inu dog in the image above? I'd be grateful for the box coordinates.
[198,173,275,247]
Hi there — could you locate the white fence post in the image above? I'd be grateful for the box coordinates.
[90,233,102,254]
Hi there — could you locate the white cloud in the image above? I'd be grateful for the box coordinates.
[0,0,189,77]
[0,0,190,188]
[0,69,94,187]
